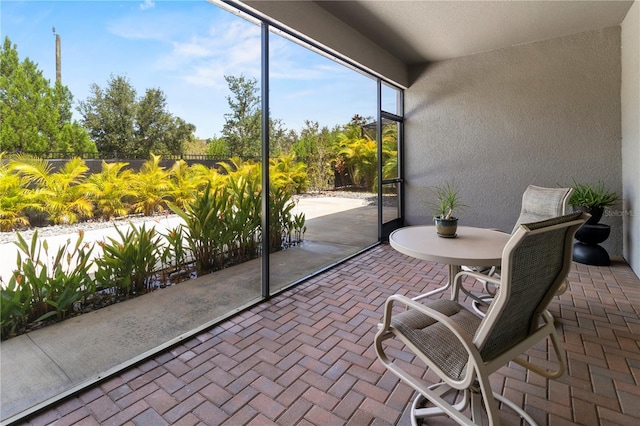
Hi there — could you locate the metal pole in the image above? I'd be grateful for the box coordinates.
[261,22,270,299]
[55,34,61,83]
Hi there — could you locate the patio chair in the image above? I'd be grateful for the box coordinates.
[374,212,588,426]
[464,185,573,311]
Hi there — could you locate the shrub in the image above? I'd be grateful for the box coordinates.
[6,230,96,328]
[94,223,163,296]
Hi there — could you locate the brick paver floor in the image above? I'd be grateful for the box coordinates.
[18,244,640,425]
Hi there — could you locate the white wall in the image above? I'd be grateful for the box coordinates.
[621,1,640,275]
[405,27,624,255]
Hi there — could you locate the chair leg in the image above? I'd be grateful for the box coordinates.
[493,392,537,425]
[411,384,471,425]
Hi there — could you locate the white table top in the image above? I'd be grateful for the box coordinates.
[389,226,510,267]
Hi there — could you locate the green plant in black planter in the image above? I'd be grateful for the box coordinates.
[430,180,466,238]
[569,180,619,225]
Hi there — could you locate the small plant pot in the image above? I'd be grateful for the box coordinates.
[434,216,458,238]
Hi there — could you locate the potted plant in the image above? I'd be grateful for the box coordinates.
[569,180,619,225]
[430,180,466,238]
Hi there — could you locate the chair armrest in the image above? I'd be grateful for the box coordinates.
[378,294,484,389]
[452,270,501,302]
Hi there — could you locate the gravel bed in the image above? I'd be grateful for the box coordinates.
[0,214,169,245]
[0,191,397,245]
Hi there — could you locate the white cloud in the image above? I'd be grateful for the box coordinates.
[140,0,155,11]
[152,19,262,88]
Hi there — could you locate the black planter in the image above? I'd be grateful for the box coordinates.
[572,205,604,225]
[573,222,611,266]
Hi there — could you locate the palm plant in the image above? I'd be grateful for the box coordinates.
[0,154,36,231]
[167,160,207,210]
[86,161,135,220]
[130,153,171,216]
[336,133,377,190]
[9,155,94,225]
[270,153,308,194]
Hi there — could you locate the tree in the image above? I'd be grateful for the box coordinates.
[135,88,195,156]
[293,121,336,190]
[222,75,262,158]
[78,75,136,155]
[78,75,194,157]
[0,37,94,154]
[221,75,294,159]
[206,136,230,158]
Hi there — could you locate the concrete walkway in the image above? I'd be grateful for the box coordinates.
[0,197,379,424]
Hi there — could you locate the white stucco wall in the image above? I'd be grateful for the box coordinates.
[405,27,624,256]
[621,1,640,275]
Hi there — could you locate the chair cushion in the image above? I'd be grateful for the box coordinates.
[391,299,481,381]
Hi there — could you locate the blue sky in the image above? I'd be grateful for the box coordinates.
[1,0,376,139]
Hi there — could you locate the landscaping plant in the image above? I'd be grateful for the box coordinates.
[9,155,94,225]
[168,182,231,273]
[1,153,310,339]
[7,230,95,327]
[94,223,163,296]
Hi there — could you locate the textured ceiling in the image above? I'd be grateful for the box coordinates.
[315,0,634,64]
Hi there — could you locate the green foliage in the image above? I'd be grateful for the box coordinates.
[94,223,162,297]
[337,133,377,190]
[160,226,188,272]
[9,156,94,225]
[77,74,195,157]
[77,75,136,155]
[569,180,619,208]
[183,138,211,156]
[11,230,96,323]
[292,121,336,191]
[222,75,262,158]
[0,153,35,231]
[268,185,296,252]
[86,161,135,219]
[227,164,262,262]
[1,155,309,339]
[0,36,95,154]
[130,154,171,216]
[206,136,231,158]
[167,159,207,210]
[1,274,32,340]
[168,183,230,273]
[270,153,308,194]
[429,180,466,220]
[135,88,196,155]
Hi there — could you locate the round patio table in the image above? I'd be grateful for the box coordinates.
[389,225,510,300]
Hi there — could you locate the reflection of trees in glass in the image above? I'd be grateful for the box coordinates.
[0,37,95,154]
[221,75,294,159]
[381,122,399,180]
[292,121,337,191]
[222,75,262,158]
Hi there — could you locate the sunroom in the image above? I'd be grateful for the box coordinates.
[1,0,638,424]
